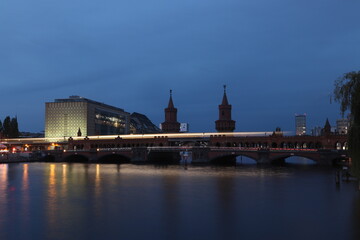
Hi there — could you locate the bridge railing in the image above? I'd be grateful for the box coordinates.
[65,148,132,152]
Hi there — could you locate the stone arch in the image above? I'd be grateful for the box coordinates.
[271,154,318,165]
[63,154,89,162]
[211,153,257,165]
[148,151,180,164]
[315,142,322,149]
[98,154,130,163]
[42,154,56,162]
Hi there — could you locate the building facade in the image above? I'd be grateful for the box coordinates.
[336,118,349,135]
[311,126,322,136]
[45,96,130,138]
[130,112,161,134]
[295,114,306,136]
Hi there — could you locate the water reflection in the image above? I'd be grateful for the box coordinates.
[0,164,8,233]
[21,164,30,228]
[215,175,236,239]
[47,164,57,229]
[0,163,358,240]
[353,194,360,240]
[161,172,180,240]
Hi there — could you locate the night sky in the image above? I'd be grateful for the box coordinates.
[1,0,360,134]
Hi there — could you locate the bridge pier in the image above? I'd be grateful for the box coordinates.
[87,150,100,163]
[256,150,271,164]
[131,147,149,163]
[191,147,210,164]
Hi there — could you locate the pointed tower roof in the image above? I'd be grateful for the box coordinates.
[221,85,229,105]
[168,89,175,108]
[323,118,331,135]
[324,118,331,128]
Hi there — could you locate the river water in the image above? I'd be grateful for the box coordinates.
[0,162,359,240]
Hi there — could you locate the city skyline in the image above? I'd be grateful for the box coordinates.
[1,0,360,133]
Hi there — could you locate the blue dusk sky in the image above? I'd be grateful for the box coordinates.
[1,0,360,134]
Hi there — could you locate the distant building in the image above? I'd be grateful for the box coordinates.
[180,123,189,133]
[271,127,283,137]
[311,126,322,136]
[336,118,349,135]
[295,114,306,136]
[45,96,130,138]
[130,112,161,134]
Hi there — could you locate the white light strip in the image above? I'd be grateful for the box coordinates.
[1,131,291,143]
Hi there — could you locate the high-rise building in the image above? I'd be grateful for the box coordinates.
[336,118,349,135]
[295,114,306,136]
[215,85,235,132]
[311,126,322,136]
[45,96,130,138]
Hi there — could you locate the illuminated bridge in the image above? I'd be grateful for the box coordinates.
[0,131,348,165]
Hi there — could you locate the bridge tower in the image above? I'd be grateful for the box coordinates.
[161,90,180,133]
[215,85,235,132]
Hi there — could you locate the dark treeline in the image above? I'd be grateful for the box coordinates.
[0,116,19,138]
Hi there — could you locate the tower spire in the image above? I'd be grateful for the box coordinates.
[168,89,174,108]
[221,84,229,105]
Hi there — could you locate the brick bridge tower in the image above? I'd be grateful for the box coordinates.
[161,90,180,133]
[215,85,235,132]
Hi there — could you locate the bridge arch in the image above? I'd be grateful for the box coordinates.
[63,154,89,162]
[270,154,318,165]
[210,153,258,165]
[315,142,322,149]
[343,142,348,150]
[148,151,180,164]
[98,154,131,164]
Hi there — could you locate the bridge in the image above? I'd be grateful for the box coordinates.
[1,132,348,165]
[51,146,346,165]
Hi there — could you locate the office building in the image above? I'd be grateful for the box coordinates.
[336,118,349,135]
[311,126,322,136]
[130,112,161,134]
[45,96,130,138]
[295,114,306,136]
